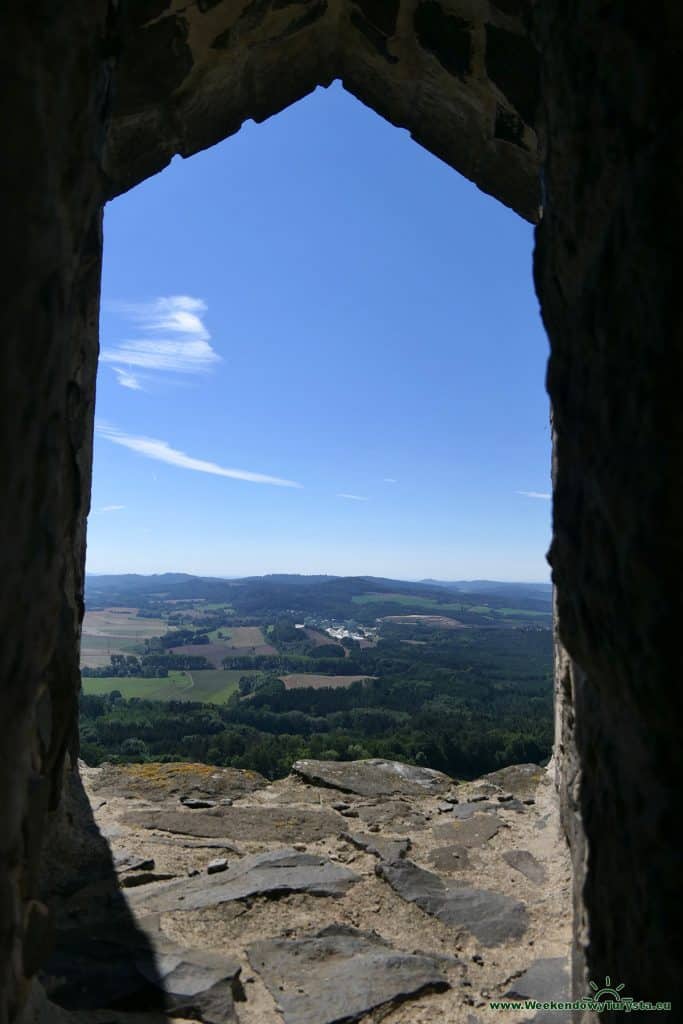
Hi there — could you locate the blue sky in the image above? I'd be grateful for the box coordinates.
[89,81,551,581]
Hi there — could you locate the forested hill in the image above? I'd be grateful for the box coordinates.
[85,573,551,626]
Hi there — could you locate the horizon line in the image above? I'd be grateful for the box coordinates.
[85,569,552,584]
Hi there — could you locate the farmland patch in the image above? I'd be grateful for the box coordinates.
[81,672,192,699]
[81,669,258,703]
[81,608,168,667]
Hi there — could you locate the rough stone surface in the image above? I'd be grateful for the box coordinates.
[123,805,345,842]
[101,1,540,219]
[341,831,410,862]
[292,758,452,797]
[206,858,228,875]
[450,802,495,820]
[26,756,571,1023]
[502,850,547,885]
[1,5,107,1013]
[377,859,529,946]
[506,957,570,1022]
[427,846,471,872]
[432,814,502,848]
[531,2,683,1007]
[506,956,569,1001]
[89,763,267,802]
[357,800,428,830]
[125,850,359,913]
[115,854,155,873]
[479,765,545,802]
[42,922,242,1020]
[119,872,175,889]
[247,925,450,1024]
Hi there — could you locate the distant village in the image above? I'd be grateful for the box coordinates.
[294,617,378,644]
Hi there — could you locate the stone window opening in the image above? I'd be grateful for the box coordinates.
[3,4,680,1022]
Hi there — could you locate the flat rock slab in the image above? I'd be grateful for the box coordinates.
[138,836,241,851]
[341,830,410,862]
[502,849,547,885]
[292,758,452,797]
[479,764,544,801]
[496,797,527,813]
[506,957,569,1001]
[247,924,449,1024]
[43,921,242,1022]
[506,957,570,1022]
[377,860,528,947]
[451,802,497,820]
[123,804,344,842]
[89,762,267,802]
[126,849,358,913]
[427,846,471,872]
[114,852,155,871]
[357,801,427,830]
[119,871,175,888]
[433,814,502,848]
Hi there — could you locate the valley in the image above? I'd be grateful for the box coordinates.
[80,573,553,781]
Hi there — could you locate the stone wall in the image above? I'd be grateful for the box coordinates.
[0,5,108,1019]
[102,0,541,220]
[534,0,683,1013]
[1,2,682,1021]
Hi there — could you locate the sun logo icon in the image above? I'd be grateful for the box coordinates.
[589,976,627,1001]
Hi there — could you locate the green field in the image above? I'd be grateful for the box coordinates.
[81,671,191,699]
[81,669,257,703]
[184,670,254,702]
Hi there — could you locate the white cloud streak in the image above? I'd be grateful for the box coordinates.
[97,505,126,513]
[102,296,220,383]
[337,493,369,501]
[383,478,397,484]
[516,490,551,500]
[97,424,302,489]
[113,367,143,390]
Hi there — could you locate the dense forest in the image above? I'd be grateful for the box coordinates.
[79,620,553,780]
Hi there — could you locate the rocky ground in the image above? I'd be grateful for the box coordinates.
[35,758,572,1024]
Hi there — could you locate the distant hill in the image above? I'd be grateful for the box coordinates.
[238,574,339,586]
[84,572,552,627]
[421,579,552,599]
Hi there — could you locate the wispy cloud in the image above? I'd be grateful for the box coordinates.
[96,424,302,489]
[383,478,397,484]
[97,504,126,513]
[113,367,143,391]
[337,493,369,501]
[516,490,551,500]
[102,296,220,386]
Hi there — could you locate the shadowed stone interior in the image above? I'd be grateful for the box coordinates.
[1,1,681,1020]
[103,0,541,220]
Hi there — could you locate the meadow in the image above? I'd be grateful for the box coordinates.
[81,669,258,703]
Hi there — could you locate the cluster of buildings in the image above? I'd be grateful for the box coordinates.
[294,617,378,644]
